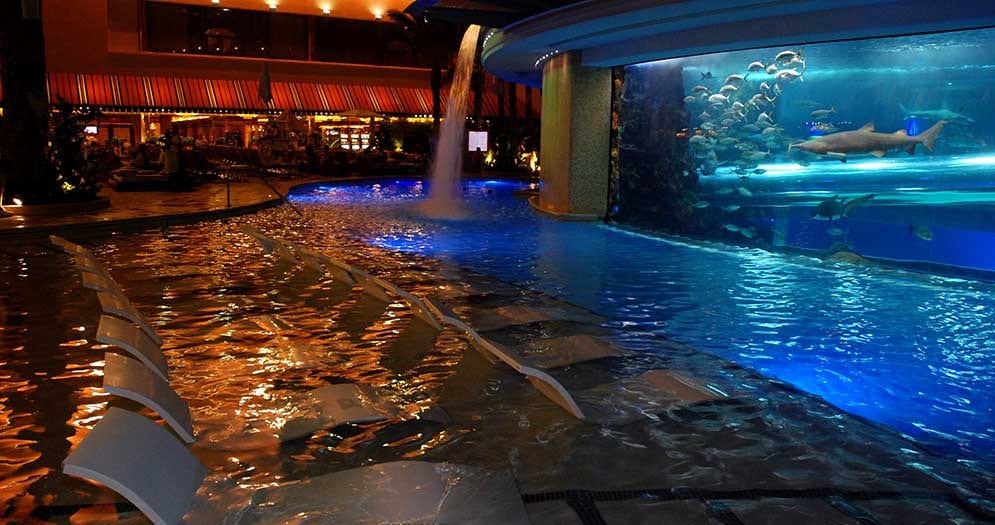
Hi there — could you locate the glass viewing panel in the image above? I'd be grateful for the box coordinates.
[611,27,995,274]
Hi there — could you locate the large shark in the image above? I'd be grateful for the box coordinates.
[788,121,945,162]
[899,103,974,124]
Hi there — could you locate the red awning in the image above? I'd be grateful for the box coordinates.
[4,72,540,117]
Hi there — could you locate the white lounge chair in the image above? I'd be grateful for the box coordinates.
[102,352,195,443]
[96,315,169,381]
[62,407,207,525]
[422,298,587,420]
[95,290,164,347]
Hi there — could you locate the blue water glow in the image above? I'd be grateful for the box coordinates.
[291,179,995,471]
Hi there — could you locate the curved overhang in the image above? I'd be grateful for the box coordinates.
[482,0,995,87]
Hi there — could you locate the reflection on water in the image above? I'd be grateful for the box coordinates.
[1,181,993,521]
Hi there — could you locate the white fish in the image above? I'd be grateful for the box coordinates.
[698,111,712,120]
[737,187,753,197]
[740,227,757,239]
[827,227,844,236]
[765,64,778,74]
[810,107,836,118]
[731,101,745,111]
[747,61,765,72]
[723,204,741,212]
[775,69,804,82]
[716,187,735,195]
[719,85,738,94]
[693,201,710,208]
[759,81,772,92]
[723,223,740,232]
[786,56,805,68]
[689,135,709,144]
[775,49,800,62]
[756,112,774,126]
[761,126,780,136]
[691,85,709,94]
[707,94,728,104]
[724,74,747,84]
[684,96,697,104]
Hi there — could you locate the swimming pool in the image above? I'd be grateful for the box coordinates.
[291,178,995,473]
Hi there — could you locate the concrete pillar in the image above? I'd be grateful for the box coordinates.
[538,52,611,218]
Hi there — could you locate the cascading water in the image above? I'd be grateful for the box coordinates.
[422,24,481,217]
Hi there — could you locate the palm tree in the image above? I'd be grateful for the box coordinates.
[386,10,460,138]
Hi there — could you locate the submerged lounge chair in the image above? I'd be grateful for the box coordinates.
[62,408,207,525]
[64,407,528,524]
[102,352,195,443]
[96,314,170,381]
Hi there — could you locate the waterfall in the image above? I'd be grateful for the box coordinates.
[422,24,481,217]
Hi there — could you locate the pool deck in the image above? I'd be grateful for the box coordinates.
[0,177,320,237]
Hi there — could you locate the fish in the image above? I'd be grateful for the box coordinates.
[731,101,746,111]
[810,107,836,119]
[741,124,761,133]
[716,187,735,195]
[761,126,780,136]
[747,61,765,72]
[774,68,804,82]
[724,74,747,84]
[789,121,945,161]
[909,224,933,241]
[707,94,728,104]
[765,64,778,74]
[736,187,753,197]
[756,112,774,124]
[775,49,802,63]
[786,56,806,68]
[759,81,772,92]
[842,193,875,216]
[811,193,875,220]
[689,135,709,144]
[723,204,741,212]
[719,85,738,94]
[718,137,739,145]
[752,168,766,174]
[692,201,710,208]
[684,96,697,104]
[811,122,838,134]
[739,227,757,239]
[827,227,845,236]
[723,223,740,232]
[701,71,714,80]
[811,195,844,220]
[691,85,709,94]
[742,150,769,161]
[898,103,974,124]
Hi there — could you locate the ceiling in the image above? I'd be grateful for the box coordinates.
[149,0,414,20]
[413,0,583,28]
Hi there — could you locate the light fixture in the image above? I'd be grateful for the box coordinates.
[320,3,331,15]
[372,7,383,19]
[267,1,277,10]
[211,0,220,4]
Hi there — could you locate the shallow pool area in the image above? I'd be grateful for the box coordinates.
[292,178,995,472]
[2,178,994,523]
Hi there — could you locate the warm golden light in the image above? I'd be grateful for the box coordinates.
[266,0,277,9]
[371,7,383,19]
[320,3,331,15]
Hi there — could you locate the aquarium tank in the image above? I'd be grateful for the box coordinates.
[609,26,995,275]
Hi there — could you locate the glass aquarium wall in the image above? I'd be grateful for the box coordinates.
[610,27,995,275]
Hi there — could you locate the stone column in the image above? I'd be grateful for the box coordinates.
[538,51,611,218]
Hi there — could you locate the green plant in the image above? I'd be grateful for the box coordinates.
[46,97,102,201]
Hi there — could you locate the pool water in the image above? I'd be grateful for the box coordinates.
[291,178,995,472]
